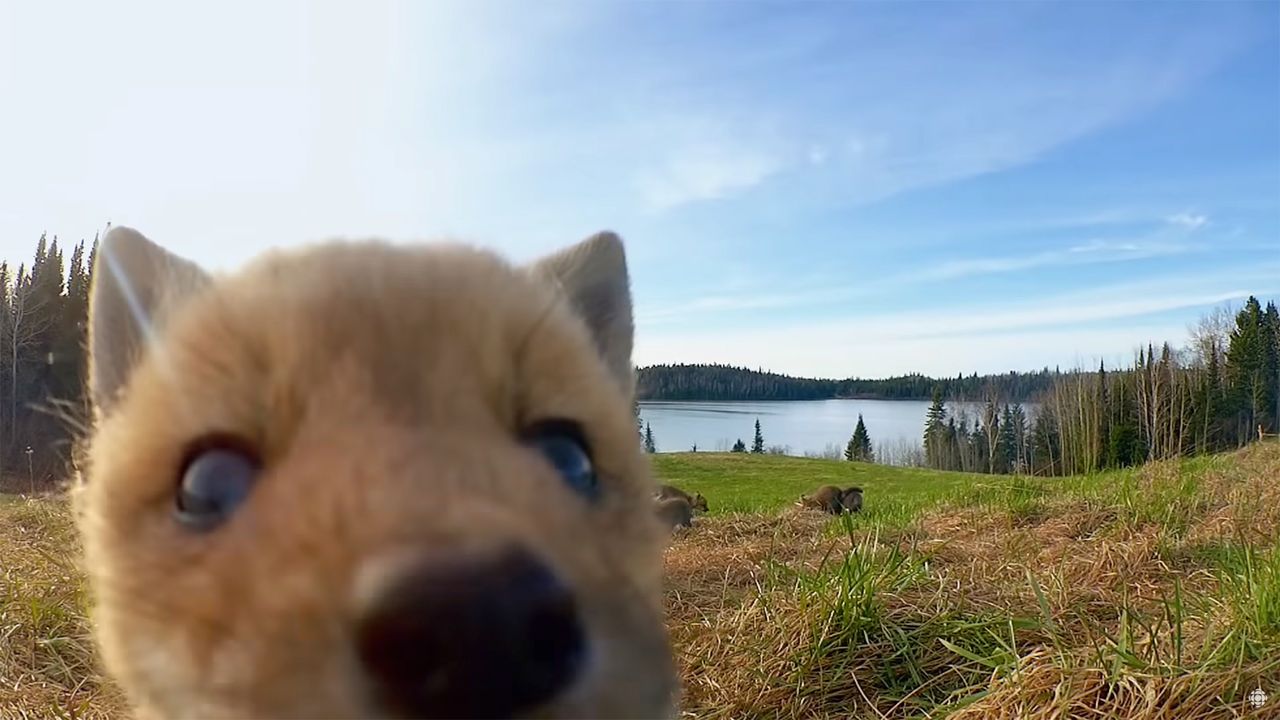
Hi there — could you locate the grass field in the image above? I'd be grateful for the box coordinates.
[4,447,1280,718]
[653,452,991,520]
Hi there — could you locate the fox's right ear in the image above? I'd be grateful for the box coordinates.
[88,226,209,413]
[528,232,634,392]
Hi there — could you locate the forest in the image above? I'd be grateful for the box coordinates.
[915,299,1280,476]
[636,364,1063,402]
[0,232,94,488]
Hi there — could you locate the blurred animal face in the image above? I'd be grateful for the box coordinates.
[76,228,676,719]
[691,493,709,513]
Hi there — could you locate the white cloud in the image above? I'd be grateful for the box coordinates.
[637,145,783,211]
[910,238,1199,281]
[635,269,1280,376]
[637,324,1193,379]
[637,286,862,324]
[1166,212,1210,230]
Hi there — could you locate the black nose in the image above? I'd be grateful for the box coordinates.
[356,546,586,719]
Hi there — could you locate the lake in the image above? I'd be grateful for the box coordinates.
[637,399,1006,459]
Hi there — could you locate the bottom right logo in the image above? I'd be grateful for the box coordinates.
[1248,687,1268,710]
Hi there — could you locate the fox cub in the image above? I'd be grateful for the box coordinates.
[798,485,863,515]
[74,227,676,718]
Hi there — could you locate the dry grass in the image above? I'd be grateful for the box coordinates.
[665,443,1280,718]
[0,495,123,719]
[6,445,1280,718]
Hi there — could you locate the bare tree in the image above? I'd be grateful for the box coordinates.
[982,395,1000,474]
[1050,371,1103,475]
[4,264,53,454]
[1187,302,1235,369]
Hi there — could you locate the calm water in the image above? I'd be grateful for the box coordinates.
[637,399,999,457]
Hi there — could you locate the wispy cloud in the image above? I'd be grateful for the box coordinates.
[637,323,1198,379]
[637,144,784,211]
[917,237,1201,281]
[637,285,862,324]
[639,231,1217,326]
[637,270,1280,377]
[1166,212,1210,230]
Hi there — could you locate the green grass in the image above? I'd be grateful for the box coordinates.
[652,452,988,520]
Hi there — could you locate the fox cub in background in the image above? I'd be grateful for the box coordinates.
[74,227,676,719]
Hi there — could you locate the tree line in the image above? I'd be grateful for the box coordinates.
[915,297,1280,476]
[637,363,1062,403]
[0,232,96,487]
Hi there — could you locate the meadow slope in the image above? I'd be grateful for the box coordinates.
[4,447,1280,718]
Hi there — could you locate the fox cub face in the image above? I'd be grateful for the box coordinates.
[75,227,675,719]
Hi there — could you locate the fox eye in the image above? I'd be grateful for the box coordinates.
[175,441,260,531]
[524,420,598,501]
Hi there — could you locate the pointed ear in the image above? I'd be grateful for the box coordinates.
[528,231,635,391]
[88,226,209,412]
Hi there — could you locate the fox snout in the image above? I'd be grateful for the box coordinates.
[355,545,585,719]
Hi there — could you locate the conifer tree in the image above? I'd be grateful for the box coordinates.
[643,422,656,453]
[1266,301,1280,432]
[846,414,873,462]
[923,388,949,469]
[1031,409,1059,475]
[1227,297,1269,440]
[751,418,765,454]
[996,404,1018,473]
[732,438,746,453]
[981,398,1001,473]
[1010,403,1029,472]
[1196,341,1224,452]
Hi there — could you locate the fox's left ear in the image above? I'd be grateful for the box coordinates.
[528,231,634,391]
[88,226,210,414]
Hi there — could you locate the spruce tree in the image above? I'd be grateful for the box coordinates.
[751,418,765,454]
[1266,301,1280,432]
[643,422,656,453]
[945,417,960,470]
[732,438,746,453]
[1011,403,1029,472]
[1030,409,1060,475]
[956,416,972,471]
[923,388,948,469]
[981,399,1001,473]
[970,418,989,473]
[996,404,1018,473]
[847,414,873,462]
[1227,297,1269,441]
[1199,341,1224,451]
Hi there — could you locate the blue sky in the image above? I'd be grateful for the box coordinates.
[0,1,1277,378]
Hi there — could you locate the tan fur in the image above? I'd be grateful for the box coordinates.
[655,484,708,513]
[798,485,846,514]
[74,228,676,718]
[653,497,693,531]
[797,485,864,515]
